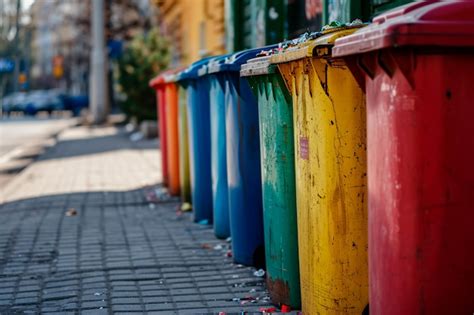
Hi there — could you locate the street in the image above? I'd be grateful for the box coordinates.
[0,116,74,159]
[0,116,75,187]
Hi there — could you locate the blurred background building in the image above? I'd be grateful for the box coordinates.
[0,0,412,119]
[29,0,157,95]
[151,0,332,66]
[153,0,227,66]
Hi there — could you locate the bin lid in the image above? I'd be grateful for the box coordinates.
[199,54,231,76]
[149,68,175,88]
[211,45,278,73]
[163,66,186,83]
[269,23,365,64]
[176,56,215,82]
[240,55,276,77]
[333,1,474,57]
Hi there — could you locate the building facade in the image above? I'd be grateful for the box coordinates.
[153,0,226,66]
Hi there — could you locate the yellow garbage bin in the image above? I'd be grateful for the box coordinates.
[271,24,368,314]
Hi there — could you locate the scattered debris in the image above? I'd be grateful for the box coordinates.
[148,203,156,209]
[214,244,223,250]
[154,187,168,198]
[125,122,136,133]
[145,186,175,203]
[232,274,239,279]
[226,250,233,258]
[253,269,265,277]
[66,208,77,216]
[260,307,277,313]
[249,288,256,293]
[197,219,209,225]
[94,292,102,296]
[226,237,232,243]
[231,296,257,305]
[181,202,192,212]
[281,304,291,313]
[322,19,364,31]
[129,131,144,142]
[201,243,212,249]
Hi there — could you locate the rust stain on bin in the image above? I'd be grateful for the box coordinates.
[266,276,291,306]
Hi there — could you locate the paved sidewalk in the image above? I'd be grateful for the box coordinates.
[0,126,273,314]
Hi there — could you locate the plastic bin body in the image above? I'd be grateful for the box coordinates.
[225,71,263,266]
[274,27,368,314]
[215,47,277,266]
[178,58,214,223]
[164,82,180,196]
[241,57,301,308]
[209,72,230,239]
[157,88,169,186]
[177,85,191,202]
[333,2,474,314]
[149,75,169,186]
[187,77,213,223]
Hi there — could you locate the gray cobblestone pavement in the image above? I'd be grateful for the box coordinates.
[0,126,276,314]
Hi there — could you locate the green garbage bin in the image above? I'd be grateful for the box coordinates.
[177,84,191,203]
[241,55,301,308]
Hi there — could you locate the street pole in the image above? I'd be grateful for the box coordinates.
[89,0,109,124]
[12,0,21,93]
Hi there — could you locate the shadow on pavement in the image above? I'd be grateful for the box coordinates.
[0,186,271,314]
[35,128,159,162]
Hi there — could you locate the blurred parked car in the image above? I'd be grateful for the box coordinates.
[2,90,88,116]
[1,94,13,114]
[23,90,64,115]
[4,92,29,113]
[60,94,89,116]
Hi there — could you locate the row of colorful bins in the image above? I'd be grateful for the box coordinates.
[150,2,474,314]
[149,67,191,201]
[268,24,369,313]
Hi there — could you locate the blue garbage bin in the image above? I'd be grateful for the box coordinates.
[204,55,232,239]
[176,57,214,224]
[213,46,276,266]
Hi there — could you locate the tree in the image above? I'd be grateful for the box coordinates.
[117,28,170,122]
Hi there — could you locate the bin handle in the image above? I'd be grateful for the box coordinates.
[344,56,366,91]
[357,53,376,81]
[378,49,416,89]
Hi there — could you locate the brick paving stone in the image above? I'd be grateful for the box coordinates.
[0,125,275,313]
[147,311,176,315]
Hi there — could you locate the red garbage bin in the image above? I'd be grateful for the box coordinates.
[333,2,474,314]
[150,73,170,186]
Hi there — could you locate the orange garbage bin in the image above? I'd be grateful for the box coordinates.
[150,68,183,195]
[163,71,181,196]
